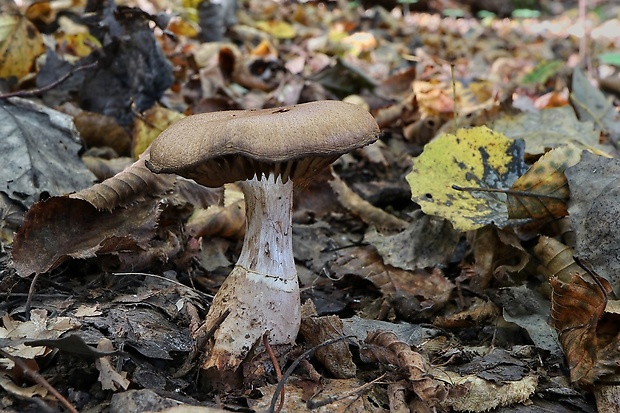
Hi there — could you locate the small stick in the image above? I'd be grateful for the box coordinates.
[24,273,41,321]
[263,333,284,413]
[452,185,564,200]
[0,349,78,413]
[307,372,387,409]
[573,256,608,297]
[450,63,459,131]
[0,62,98,99]
[194,309,231,350]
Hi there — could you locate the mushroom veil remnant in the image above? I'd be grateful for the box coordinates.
[146,100,380,372]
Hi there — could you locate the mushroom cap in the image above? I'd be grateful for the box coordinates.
[146,100,380,187]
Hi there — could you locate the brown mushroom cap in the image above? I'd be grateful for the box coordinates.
[146,100,380,187]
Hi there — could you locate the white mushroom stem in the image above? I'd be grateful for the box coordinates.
[203,173,300,371]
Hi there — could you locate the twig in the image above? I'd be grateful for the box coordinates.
[173,308,231,379]
[194,309,231,350]
[268,336,355,413]
[307,372,387,409]
[0,62,98,100]
[452,185,564,200]
[0,349,78,413]
[573,256,608,297]
[24,273,41,321]
[263,333,284,413]
[450,63,459,131]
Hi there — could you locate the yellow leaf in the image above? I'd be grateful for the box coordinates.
[167,17,199,38]
[132,106,185,158]
[255,20,296,39]
[54,32,102,57]
[0,13,45,79]
[406,126,527,231]
[507,144,583,219]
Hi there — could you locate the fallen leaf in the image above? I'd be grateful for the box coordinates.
[364,210,460,270]
[95,338,130,391]
[492,106,603,155]
[0,98,96,207]
[132,106,185,158]
[442,372,537,412]
[0,13,45,79]
[330,171,407,232]
[300,300,356,379]
[494,285,562,356]
[407,126,527,231]
[332,246,454,316]
[566,152,620,295]
[74,111,132,156]
[361,330,447,406]
[507,144,583,219]
[533,236,583,282]
[550,271,614,385]
[472,226,530,288]
[571,68,620,141]
[11,198,161,276]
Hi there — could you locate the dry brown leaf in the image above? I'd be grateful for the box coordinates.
[0,13,45,79]
[550,271,614,386]
[95,339,130,391]
[434,298,499,329]
[73,111,132,156]
[70,148,175,211]
[534,236,583,282]
[332,246,454,316]
[472,226,529,289]
[299,300,356,379]
[12,198,161,276]
[71,147,222,211]
[186,184,245,239]
[82,156,134,181]
[507,144,582,220]
[442,372,538,412]
[361,330,447,406]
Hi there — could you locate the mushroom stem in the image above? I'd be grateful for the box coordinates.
[203,173,300,371]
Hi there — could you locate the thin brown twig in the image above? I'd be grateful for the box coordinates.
[0,349,78,413]
[174,309,231,378]
[452,185,564,200]
[263,333,284,413]
[195,308,231,350]
[24,273,41,321]
[0,62,98,100]
[306,372,387,409]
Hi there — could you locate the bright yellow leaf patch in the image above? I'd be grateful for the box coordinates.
[406,126,527,232]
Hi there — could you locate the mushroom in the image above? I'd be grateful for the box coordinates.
[146,100,380,372]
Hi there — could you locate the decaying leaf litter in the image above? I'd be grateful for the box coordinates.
[1,0,620,411]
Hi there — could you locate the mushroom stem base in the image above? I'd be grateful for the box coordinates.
[202,176,300,372]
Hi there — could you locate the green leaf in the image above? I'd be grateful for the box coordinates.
[598,52,620,67]
[522,60,563,85]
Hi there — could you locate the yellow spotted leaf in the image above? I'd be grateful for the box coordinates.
[507,144,583,219]
[406,126,527,232]
[0,13,45,79]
